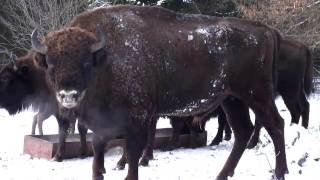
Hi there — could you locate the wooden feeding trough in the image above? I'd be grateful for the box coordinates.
[23,128,207,160]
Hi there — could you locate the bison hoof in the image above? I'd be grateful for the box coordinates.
[100,167,106,174]
[271,174,285,180]
[139,158,149,166]
[161,146,175,151]
[114,164,125,170]
[215,175,228,180]
[224,134,231,141]
[216,170,234,180]
[93,175,104,180]
[52,155,63,162]
[272,166,288,180]
[79,153,89,159]
[209,139,222,146]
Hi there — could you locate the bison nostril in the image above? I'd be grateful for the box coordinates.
[59,93,65,99]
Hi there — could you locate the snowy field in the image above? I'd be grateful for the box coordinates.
[0,96,319,180]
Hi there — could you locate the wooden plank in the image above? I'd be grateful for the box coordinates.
[23,128,207,160]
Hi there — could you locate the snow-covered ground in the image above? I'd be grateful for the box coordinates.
[0,96,319,180]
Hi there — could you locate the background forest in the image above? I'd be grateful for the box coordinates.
[1,0,319,76]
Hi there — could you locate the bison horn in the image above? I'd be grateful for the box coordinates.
[90,25,106,53]
[31,29,48,54]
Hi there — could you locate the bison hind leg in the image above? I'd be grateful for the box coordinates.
[253,102,288,179]
[217,97,253,179]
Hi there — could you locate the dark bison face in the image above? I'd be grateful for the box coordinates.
[0,57,33,114]
[31,27,106,109]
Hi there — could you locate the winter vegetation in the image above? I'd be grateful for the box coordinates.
[1,1,320,56]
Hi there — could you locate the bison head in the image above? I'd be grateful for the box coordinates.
[0,53,36,114]
[31,27,106,109]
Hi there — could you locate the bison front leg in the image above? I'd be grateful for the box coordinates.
[32,111,51,135]
[92,134,106,180]
[53,117,70,162]
[125,127,147,180]
[139,117,157,166]
[31,114,38,135]
[78,122,89,158]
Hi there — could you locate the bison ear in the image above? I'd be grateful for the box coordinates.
[33,53,48,69]
[92,49,106,66]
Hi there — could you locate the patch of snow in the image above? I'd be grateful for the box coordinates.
[188,34,194,41]
[156,0,165,6]
[201,99,208,103]
[0,97,319,179]
[248,34,258,45]
[196,27,211,37]
[124,40,138,51]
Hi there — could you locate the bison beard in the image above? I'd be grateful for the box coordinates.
[31,5,288,180]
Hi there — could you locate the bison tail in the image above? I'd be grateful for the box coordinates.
[304,47,313,96]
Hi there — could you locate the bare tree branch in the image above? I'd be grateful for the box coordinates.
[0,0,89,52]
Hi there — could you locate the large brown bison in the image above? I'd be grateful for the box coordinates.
[193,38,313,148]
[0,51,88,161]
[278,39,313,127]
[247,38,313,148]
[30,5,287,180]
[0,50,154,167]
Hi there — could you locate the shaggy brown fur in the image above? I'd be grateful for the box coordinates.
[32,5,287,180]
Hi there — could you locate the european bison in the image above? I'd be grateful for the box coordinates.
[0,51,87,161]
[31,5,287,180]
[247,38,313,148]
[194,38,313,148]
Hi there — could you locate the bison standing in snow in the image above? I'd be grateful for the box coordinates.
[30,5,287,180]
[247,38,313,148]
[192,38,313,148]
[0,51,88,161]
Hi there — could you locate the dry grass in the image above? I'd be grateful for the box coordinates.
[239,0,320,52]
